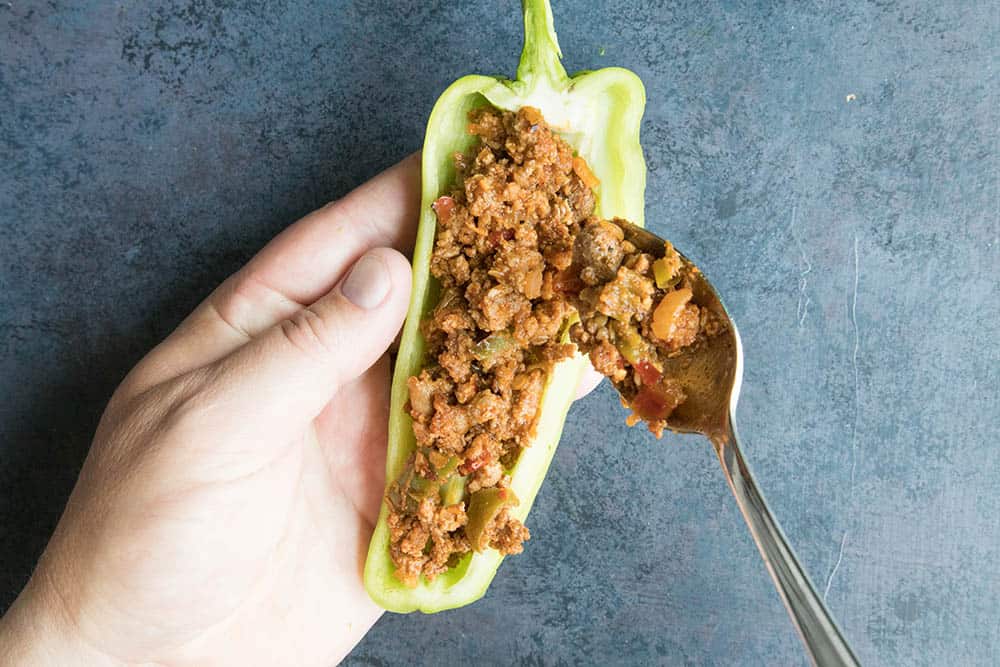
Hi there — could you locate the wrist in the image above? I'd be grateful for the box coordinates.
[1,574,120,667]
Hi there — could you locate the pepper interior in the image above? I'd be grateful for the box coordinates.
[386,106,724,586]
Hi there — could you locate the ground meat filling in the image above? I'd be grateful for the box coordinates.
[386,106,594,587]
[568,223,725,437]
[386,106,723,586]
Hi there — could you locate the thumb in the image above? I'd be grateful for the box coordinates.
[196,247,412,439]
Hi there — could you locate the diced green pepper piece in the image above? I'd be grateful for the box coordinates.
[612,322,657,370]
[651,244,682,290]
[465,488,520,552]
[408,472,439,501]
[472,332,516,363]
[440,475,468,507]
[364,0,646,613]
[652,257,673,289]
[434,455,459,478]
[616,325,643,366]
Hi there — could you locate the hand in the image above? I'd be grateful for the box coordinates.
[0,155,604,666]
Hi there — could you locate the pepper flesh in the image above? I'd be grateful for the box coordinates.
[363,0,646,613]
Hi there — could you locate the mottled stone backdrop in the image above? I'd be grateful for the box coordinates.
[2,1,997,665]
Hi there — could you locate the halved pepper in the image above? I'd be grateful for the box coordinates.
[363,0,647,613]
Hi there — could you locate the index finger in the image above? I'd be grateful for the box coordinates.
[120,153,422,401]
[243,152,421,307]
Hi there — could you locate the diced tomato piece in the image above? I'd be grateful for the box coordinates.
[487,228,516,248]
[433,196,455,224]
[459,452,488,475]
[553,268,584,296]
[634,361,662,385]
[631,387,673,420]
[631,381,684,421]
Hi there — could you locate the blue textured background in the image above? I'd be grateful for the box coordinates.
[2,1,998,665]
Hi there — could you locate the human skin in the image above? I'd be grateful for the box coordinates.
[0,154,603,666]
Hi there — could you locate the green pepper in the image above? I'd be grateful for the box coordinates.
[465,488,520,552]
[652,243,682,289]
[408,474,436,499]
[364,0,646,613]
[440,474,467,507]
[612,321,661,372]
[472,331,517,364]
[652,257,674,289]
[433,455,459,478]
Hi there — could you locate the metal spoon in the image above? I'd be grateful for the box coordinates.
[613,219,860,667]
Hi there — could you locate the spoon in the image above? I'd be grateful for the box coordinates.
[612,219,860,667]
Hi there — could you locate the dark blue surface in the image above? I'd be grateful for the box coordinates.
[2,2,998,665]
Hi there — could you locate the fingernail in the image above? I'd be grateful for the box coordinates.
[341,253,391,309]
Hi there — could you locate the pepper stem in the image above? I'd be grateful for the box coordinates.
[516,0,568,87]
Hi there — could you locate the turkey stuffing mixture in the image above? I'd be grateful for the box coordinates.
[386,106,723,586]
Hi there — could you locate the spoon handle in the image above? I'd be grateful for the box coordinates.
[716,420,860,667]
